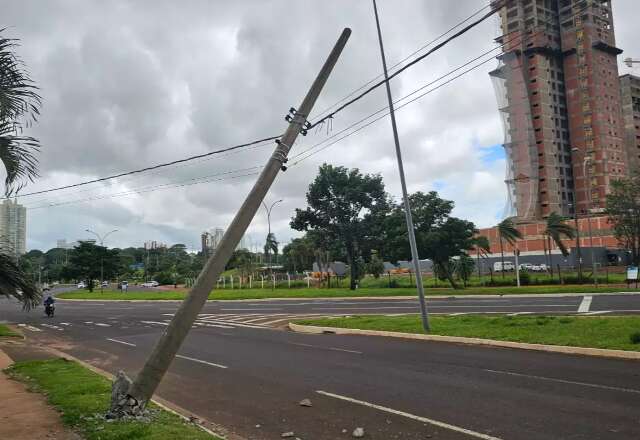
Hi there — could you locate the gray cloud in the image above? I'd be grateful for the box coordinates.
[1,0,637,251]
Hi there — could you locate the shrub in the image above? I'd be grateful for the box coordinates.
[519,271,531,286]
[630,332,640,345]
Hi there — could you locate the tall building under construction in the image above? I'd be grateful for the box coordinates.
[490,0,627,221]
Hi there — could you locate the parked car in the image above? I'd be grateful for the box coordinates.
[77,282,86,289]
[493,261,515,272]
[101,281,109,288]
[140,281,159,288]
[519,263,533,271]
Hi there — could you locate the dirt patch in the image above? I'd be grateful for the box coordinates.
[0,350,80,440]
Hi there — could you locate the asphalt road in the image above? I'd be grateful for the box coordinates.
[1,293,640,439]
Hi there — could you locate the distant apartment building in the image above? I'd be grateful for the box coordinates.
[144,240,167,250]
[490,0,627,220]
[0,199,27,257]
[620,74,640,172]
[201,227,248,257]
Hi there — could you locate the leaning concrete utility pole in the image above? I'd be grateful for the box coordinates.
[112,28,352,415]
[372,0,429,332]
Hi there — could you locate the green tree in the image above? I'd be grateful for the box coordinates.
[263,232,279,268]
[65,242,120,292]
[455,254,475,287]
[472,235,491,280]
[291,164,388,290]
[606,172,640,266]
[422,217,477,289]
[0,31,42,309]
[367,252,385,278]
[382,191,453,263]
[497,217,523,278]
[282,236,315,273]
[543,212,575,276]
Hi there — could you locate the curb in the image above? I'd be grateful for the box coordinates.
[4,344,231,439]
[288,323,640,361]
[56,290,640,303]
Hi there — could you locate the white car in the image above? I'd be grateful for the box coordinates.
[101,281,109,288]
[519,263,533,271]
[77,282,86,289]
[141,281,159,288]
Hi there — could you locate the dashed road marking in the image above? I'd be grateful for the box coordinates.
[316,390,502,440]
[176,354,228,369]
[289,342,362,354]
[18,324,42,332]
[94,323,111,327]
[483,369,640,394]
[106,338,136,347]
[41,323,64,331]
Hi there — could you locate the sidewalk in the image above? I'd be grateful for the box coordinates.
[0,344,80,440]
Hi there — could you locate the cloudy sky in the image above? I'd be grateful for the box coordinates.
[2,0,638,252]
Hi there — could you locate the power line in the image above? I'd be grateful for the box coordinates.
[310,2,492,120]
[307,1,505,130]
[9,3,503,202]
[4,134,280,200]
[25,166,262,210]
[291,0,593,165]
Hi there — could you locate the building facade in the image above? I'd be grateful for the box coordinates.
[0,199,27,256]
[620,74,640,172]
[491,0,626,220]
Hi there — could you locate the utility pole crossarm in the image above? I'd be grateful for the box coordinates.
[114,28,352,417]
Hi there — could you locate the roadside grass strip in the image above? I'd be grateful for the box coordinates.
[294,315,640,352]
[5,359,219,439]
[58,285,640,301]
[0,324,20,337]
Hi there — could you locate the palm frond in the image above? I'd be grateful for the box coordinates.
[0,251,41,310]
[0,31,42,124]
[0,30,42,195]
[0,121,40,195]
[497,217,523,245]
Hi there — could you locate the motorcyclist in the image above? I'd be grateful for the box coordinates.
[44,294,55,316]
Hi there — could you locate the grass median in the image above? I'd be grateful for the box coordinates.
[5,358,218,439]
[0,324,19,337]
[58,284,640,301]
[294,315,640,352]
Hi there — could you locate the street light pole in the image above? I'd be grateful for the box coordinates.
[582,159,598,287]
[86,228,118,292]
[263,199,282,281]
[372,0,429,331]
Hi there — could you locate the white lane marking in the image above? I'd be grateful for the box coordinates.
[220,308,283,311]
[176,354,228,369]
[578,296,593,313]
[448,312,469,316]
[59,322,71,326]
[84,321,94,324]
[18,324,42,332]
[507,312,533,316]
[316,390,501,440]
[581,310,610,315]
[141,320,169,326]
[196,319,266,329]
[483,369,640,395]
[95,323,111,327]
[200,323,235,329]
[41,323,64,331]
[107,338,136,347]
[289,342,362,354]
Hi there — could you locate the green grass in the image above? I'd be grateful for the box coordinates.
[0,324,19,337]
[58,284,640,301]
[294,315,640,352]
[5,359,218,439]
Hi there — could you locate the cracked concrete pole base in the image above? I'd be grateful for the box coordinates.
[106,370,147,419]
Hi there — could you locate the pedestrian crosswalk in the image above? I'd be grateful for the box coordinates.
[162,313,337,329]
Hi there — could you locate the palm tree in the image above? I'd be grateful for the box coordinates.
[0,30,42,308]
[473,235,491,282]
[497,218,523,279]
[544,212,576,278]
[263,232,278,271]
[1,31,42,195]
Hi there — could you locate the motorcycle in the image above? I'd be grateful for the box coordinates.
[45,303,55,318]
